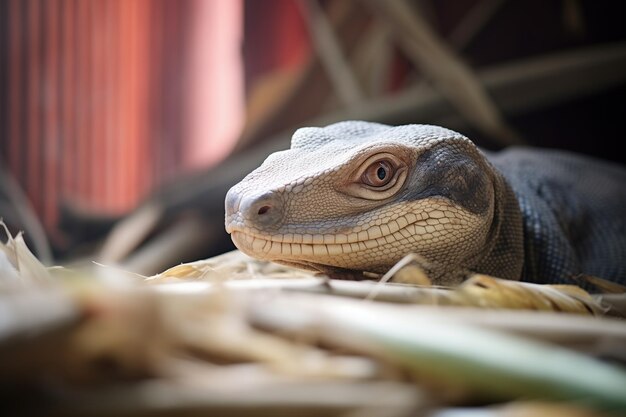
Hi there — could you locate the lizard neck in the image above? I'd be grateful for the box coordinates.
[474,168,524,280]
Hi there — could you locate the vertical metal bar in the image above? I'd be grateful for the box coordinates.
[27,0,42,217]
[116,0,129,211]
[75,0,87,206]
[163,0,180,180]
[43,0,60,230]
[103,0,116,212]
[150,0,163,188]
[8,0,23,179]
[62,0,76,204]
[136,0,150,205]
[90,0,104,210]
[126,0,138,211]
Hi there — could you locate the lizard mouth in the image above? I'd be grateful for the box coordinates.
[228,212,428,263]
[230,230,359,259]
[229,230,373,273]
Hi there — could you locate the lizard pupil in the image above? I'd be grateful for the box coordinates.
[377,166,387,180]
[361,159,394,188]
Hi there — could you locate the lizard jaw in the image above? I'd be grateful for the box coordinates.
[229,231,376,277]
[228,201,482,275]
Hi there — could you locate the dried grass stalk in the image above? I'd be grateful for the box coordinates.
[147,250,316,283]
[148,250,608,315]
[0,222,54,288]
[248,294,626,412]
[457,274,606,315]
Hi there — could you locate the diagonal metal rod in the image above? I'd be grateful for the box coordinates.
[364,0,523,145]
[297,0,365,107]
[448,0,506,51]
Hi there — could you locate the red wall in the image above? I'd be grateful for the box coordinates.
[1,0,244,232]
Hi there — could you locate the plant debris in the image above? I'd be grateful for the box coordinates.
[1,223,625,416]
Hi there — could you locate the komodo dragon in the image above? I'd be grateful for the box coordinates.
[225,121,626,286]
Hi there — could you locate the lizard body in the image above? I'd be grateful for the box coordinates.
[225,121,626,286]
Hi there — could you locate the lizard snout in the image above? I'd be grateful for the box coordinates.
[225,188,284,230]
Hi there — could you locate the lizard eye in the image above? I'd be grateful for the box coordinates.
[345,151,408,200]
[362,160,394,187]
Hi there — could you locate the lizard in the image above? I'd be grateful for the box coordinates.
[225,121,626,286]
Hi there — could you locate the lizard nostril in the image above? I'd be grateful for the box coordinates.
[238,191,283,229]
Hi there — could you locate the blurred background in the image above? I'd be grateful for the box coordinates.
[0,0,625,275]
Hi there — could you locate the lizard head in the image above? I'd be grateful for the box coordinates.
[225,121,508,280]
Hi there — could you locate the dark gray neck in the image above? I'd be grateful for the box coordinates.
[474,169,524,279]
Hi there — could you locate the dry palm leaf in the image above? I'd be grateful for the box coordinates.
[0,222,54,288]
[148,251,607,316]
[378,253,606,315]
[0,225,379,385]
[147,250,316,283]
[594,293,626,318]
[248,294,626,412]
[157,289,380,380]
[150,280,626,359]
[1,224,625,416]
[457,274,606,315]
[475,401,612,417]
[576,274,626,294]
[37,378,420,417]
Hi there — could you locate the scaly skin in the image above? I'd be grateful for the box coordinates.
[225,121,523,284]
